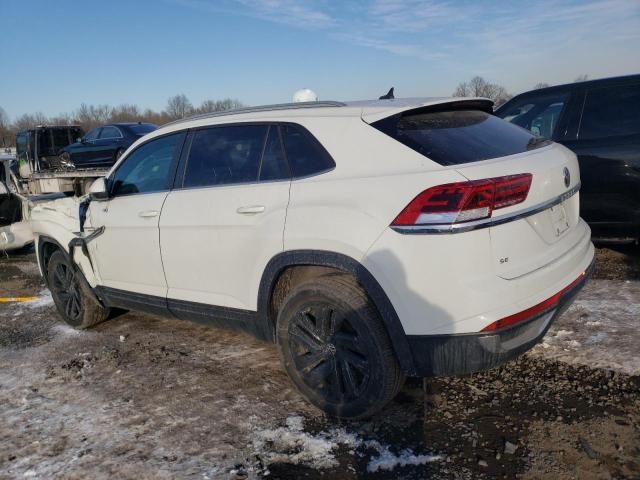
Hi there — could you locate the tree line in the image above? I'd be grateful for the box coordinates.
[1,74,591,148]
[0,94,243,148]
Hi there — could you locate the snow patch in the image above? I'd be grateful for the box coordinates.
[251,415,441,473]
[22,290,53,309]
[365,440,442,472]
[50,324,83,337]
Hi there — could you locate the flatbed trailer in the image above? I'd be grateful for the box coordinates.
[26,168,109,196]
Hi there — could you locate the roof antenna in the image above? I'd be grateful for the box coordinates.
[379,87,394,100]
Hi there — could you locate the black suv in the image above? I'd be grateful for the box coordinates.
[495,74,640,241]
[60,123,157,169]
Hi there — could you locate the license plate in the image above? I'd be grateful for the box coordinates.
[550,204,570,237]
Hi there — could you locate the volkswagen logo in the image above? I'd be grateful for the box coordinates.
[563,167,571,188]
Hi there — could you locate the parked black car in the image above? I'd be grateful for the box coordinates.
[495,74,640,241]
[60,123,157,169]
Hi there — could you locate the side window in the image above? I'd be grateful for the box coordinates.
[99,126,121,139]
[85,128,101,141]
[183,125,268,188]
[110,132,185,197]
[281,124,335,178]
[259,126,290,181]
[498,94,567,138]
[579,83,640,140]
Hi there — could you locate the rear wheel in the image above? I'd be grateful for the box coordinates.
[47,251,110,329]
[277,274,404,419]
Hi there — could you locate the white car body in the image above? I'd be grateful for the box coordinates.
[1,157,34,251]
[30,97,594,379]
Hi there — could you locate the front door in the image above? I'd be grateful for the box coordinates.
[89,131,186,298]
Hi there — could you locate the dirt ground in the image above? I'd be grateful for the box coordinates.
[0,245,639,479]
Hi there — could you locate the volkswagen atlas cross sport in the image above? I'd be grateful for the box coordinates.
[30,97,594,419]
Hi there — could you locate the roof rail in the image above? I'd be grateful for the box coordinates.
[164,100,347,127]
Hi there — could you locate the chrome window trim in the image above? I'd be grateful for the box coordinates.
[392,182,580,235]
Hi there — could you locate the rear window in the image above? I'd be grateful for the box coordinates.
[372,109,551,165]
[128,124,157,135]
[281,124,335,177]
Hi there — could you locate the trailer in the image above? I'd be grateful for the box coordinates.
[27,167,109,196]
[14,125,108,195]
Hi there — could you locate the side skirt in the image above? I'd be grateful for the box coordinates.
[95,286,264,337]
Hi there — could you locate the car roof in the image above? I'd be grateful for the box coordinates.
[505,74,640,101]
[156,96,492,135]
[110,122,156,127]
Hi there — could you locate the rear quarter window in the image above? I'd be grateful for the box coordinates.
[372,109,550,166]
[281,124,335,178]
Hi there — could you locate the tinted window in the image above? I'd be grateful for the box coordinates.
[128,124,157,135]
[373,110,550,166]
[281,124,335,177]
[110,133,184,196]
[497,93,567,138]
[85,128,100,141]
[259,126,289,181]
[184,125,268,188]
[99,126,121,139]
[580,83,640,139]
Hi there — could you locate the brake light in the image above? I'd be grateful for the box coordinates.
[392,174,532,226]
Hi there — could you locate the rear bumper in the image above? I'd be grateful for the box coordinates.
[406,258,594,377]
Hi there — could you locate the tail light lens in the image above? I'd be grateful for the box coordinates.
[392,173,532,226]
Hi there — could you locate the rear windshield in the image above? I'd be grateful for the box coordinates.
[128,124,157,135]
[372,109,551,165]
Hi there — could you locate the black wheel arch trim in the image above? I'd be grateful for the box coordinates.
[36,235,105,307]
[257,250,417,375]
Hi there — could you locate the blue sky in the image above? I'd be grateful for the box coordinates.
[2,0,639,119]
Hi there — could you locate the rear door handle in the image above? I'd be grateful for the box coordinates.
[138,210,160,218]
[236,205,265,215]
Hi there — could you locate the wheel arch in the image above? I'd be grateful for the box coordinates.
[257,250,417,375]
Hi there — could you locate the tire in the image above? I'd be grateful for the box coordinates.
[47,250,110,329]
[277,274,405,419]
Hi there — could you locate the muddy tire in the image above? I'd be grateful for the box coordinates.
[277,274,404,419]
[47,250,110,329]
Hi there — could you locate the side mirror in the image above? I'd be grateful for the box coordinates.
[89,177,109,201]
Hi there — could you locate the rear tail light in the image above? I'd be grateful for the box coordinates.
[392,173,532,226]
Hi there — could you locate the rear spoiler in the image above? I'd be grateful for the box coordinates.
[361,98,494,124]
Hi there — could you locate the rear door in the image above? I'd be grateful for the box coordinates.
[560,81,640,234]
[159,124,291,314]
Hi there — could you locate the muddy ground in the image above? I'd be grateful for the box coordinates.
[0,246,639,479]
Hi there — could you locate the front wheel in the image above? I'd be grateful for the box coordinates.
[277,274,404,419]
[47,251,110,329]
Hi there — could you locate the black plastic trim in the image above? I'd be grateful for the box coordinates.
[257,250,416,373]
[95,286,170,317]
[406,258,594,376]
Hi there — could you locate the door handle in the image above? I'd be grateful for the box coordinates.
[138,210,160,218]
[236,205,265,215]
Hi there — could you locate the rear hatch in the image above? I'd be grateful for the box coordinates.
[366,99,584,279]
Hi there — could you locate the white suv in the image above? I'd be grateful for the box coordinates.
[30,98,594,418]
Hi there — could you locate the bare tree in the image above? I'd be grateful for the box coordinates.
[166,94,194,120]
[574,74,589,82]
[197,98,243,114]
[453,76,512,106]
[0,106,10,148]
[533,83,551,89]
